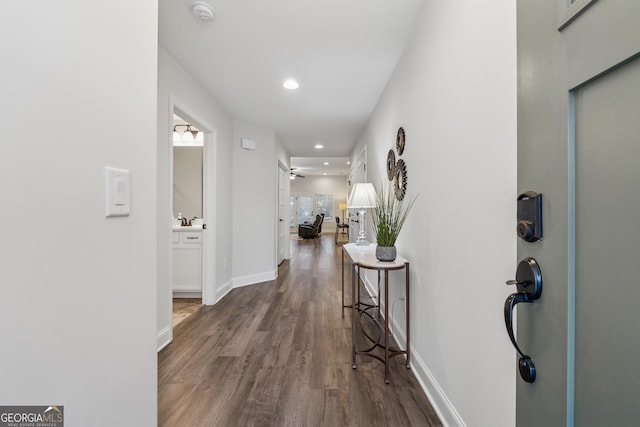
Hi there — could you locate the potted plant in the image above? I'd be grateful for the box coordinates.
[371,183,417,261]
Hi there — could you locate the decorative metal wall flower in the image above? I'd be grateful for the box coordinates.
[396,127,406,155]
[388,127,408,200]
[394,159,407,201]
[387,149,396,181]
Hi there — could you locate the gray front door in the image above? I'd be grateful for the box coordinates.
[517,1,640,425]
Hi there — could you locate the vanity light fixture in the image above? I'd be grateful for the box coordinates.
[315,144,324,150]
[173,124,203,146]
[283,79,299,90]
[182,130,195,143]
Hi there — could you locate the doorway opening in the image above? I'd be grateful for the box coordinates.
[171,113,204,326]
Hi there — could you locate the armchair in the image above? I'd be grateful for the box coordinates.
[298,214,324,238]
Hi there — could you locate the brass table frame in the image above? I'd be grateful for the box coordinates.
[341,243,410,384]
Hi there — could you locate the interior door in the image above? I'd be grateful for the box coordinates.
[277,164,287,265]
[516,1,640,425]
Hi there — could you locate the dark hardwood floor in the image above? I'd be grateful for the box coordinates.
[158,235,442,426]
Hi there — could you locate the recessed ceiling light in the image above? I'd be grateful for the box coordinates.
[346,161,351,165]
[323,162,329,165]
[283,79,299,90]
[323,173,327,175]
[315,144,324,149]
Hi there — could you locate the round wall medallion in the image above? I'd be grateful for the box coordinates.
[386,149,396,180]
[396,127,406,156]
[394,159,407,200]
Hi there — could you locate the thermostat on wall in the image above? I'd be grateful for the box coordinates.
[241,137,256,150]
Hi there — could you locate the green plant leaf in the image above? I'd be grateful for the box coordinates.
[371,182,417,246]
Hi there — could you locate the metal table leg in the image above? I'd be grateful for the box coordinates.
[351,263,358,369]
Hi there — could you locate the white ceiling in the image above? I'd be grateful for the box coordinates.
[290,157,351,177]
[158,0,426,170]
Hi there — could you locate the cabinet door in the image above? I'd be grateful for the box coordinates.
[172,246,202,292]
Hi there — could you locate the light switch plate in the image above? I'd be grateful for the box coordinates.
[105,166,130,217]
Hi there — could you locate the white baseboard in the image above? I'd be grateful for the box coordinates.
[409,347,466,427]
[214,278,233,304]
[232,269,277,288]
[361,275,465,427]
[157,325,172,352]
[159,279,233,352]
[172,291,202,299]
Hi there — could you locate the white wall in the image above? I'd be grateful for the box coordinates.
[231,121,282,286]
[291,175,349,232]
[0,2,158,425]
[158,46,234,347]
[274,134,291,174]
[352,1,517,425]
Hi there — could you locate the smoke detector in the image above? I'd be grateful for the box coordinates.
[192,1,215,21]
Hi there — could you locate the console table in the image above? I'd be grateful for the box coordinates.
[341,243,410,383]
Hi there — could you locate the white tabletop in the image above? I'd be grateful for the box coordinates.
[342,243,408,270]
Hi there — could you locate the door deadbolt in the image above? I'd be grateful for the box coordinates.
[517,192,542,242]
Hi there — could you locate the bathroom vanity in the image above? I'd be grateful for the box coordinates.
[172,226,203,296]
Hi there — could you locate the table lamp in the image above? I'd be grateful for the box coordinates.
[339,203,347,223]
[347,183,377,245]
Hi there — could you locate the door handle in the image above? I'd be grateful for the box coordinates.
[504,257,543,383]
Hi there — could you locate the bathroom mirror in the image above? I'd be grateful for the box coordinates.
[172,113,204,220]
[173,145,203,219]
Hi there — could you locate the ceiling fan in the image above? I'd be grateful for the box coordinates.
[290,168,305,179]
